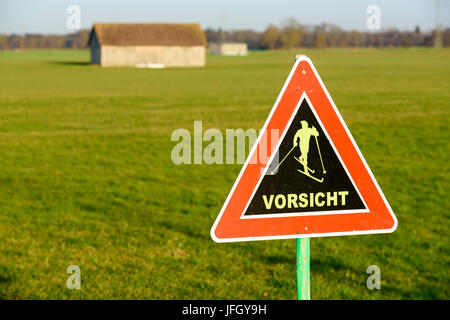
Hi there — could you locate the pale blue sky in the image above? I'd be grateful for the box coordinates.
[0,0,448,35]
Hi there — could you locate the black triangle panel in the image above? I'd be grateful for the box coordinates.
[244,98,366,216]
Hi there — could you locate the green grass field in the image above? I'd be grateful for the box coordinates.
[0,48,448,299]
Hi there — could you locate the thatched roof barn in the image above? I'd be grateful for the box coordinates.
[88,23,207,67]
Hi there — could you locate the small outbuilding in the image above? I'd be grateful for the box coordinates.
[209,43,248,56]
[88,23,207,67]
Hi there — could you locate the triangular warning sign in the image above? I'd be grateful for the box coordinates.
[211,56,397,242]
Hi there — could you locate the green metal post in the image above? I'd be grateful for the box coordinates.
[296,238,310,300]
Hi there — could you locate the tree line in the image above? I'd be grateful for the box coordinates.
[0,30,90,50]
[206,19,450,49]
[1,19,448,50]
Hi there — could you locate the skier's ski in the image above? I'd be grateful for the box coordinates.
[294,156,315,174]
[297,169,324,183]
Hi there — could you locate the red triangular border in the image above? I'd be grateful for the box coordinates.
[211,56,397,242]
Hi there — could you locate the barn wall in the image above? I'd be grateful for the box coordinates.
[209,43,248,56]
[222,43,248,56]
[90,32,101,64]
[100,46,205,67]
[209,43,222,55]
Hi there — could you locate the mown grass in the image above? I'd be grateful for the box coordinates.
[0,48,448,299]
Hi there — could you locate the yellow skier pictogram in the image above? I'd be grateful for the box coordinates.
[271,120,326,183]
[293,120,325,183]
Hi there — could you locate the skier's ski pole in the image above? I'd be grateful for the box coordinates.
[314,136,326,174]
[271,145,296,174]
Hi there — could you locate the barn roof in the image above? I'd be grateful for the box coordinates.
[88,23,207,47]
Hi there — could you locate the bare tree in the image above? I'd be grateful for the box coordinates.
[261,24,281,49]
[314,24,327,49]
[280,18,302,49]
